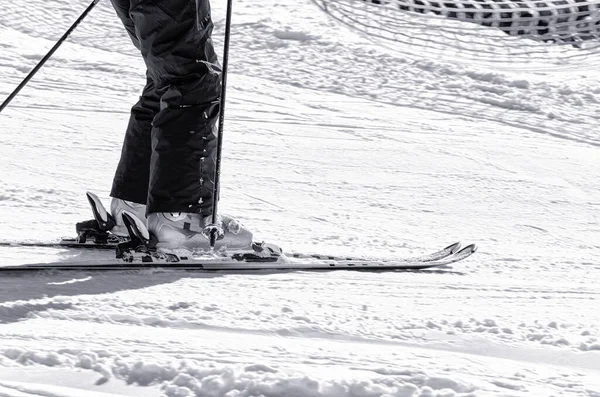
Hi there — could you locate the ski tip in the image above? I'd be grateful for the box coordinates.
[445,242,462,253]
[459,243,477,254]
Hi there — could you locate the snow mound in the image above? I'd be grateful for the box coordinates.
[1,348,476,397]
[122,360,476,397]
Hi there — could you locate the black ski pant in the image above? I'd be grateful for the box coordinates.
[109,0,220,217]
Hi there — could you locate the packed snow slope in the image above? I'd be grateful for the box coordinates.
[0,0,599,396]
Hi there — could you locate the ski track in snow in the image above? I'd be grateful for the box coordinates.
[0,0,599,396]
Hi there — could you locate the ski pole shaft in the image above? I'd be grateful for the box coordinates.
[0,0,100,114]
[209,0,234,248]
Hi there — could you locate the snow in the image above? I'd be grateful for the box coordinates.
[0,0,599,395]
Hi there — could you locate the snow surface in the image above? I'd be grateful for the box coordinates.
[0,0,599,395]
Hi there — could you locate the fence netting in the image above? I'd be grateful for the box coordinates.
[312,0,600,68]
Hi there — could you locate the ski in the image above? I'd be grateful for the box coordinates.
[0,240,461,262]
[0,244,476,273]
[114,210,466,266]
[0,218,463,267]
[0,193,478,273]
[0,191,463,264]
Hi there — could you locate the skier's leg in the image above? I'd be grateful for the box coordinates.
[130,0,252,249]
[130,0,220,215]
[108,81,155,238]
[107,0,160,233]
[110,75,159,205]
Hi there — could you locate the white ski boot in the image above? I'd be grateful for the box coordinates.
[147,212,253,252]
[116,211,282,263]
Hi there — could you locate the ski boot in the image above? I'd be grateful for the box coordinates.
[116,211,283,263]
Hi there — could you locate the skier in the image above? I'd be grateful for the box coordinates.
[107,0,252,250]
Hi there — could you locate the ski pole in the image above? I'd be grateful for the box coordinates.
[0,0,100,114]
[207,0,234,248]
